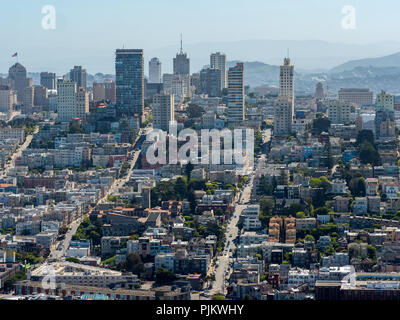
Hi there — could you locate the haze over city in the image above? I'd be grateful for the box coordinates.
[1,0,400,74]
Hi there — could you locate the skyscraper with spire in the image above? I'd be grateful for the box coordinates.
[173,34,190,76]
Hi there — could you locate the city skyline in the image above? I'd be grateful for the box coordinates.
[2,0,400,74]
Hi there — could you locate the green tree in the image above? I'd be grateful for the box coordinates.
[155,267,177,285]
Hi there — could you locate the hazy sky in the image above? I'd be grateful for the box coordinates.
[1,0,399,74]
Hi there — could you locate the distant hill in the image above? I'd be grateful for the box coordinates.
[330,52,400,73]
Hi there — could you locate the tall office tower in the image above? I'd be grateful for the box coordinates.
[40,72,56,90]
[173,36,190,75]
[33,85,48,107]
[152,93,175,132]
[274,96,294,136]
[274,57,295,137]
[227,63,245,123]
[57,78,77,122]
[93,82,106,102]
[104,81,116,104]
[70,66,87,89]
[338,88,373,106]
[327,100,352,124]
[314,82,324,100]
[75,87,89,120]
[0,85,14,114]
[279,57,294,99]
[210,52,227,89]
[199,67,222,97]
[375,90,395,139]
[149,58,162,83]
[115,49,144,120]
[8,63,28,104]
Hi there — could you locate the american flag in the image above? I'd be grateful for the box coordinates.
[12,52,17,57]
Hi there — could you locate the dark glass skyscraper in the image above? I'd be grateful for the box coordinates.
[115,49,144,120]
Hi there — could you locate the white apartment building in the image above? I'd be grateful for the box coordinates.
[0,127,25,144]
[57,79,77,122]
[327,100,352,124]
[288,268,317,287]
[30,262,139,288]
[155,253,175,272]
[152,93,175,132]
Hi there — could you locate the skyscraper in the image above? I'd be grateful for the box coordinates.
[8,63,29,104]
[227,63,245,123]
[115,49,144,120]
[93,82,106,102]
[149,58,162,83]
[70,66,87,89]
[40,72,56,90]
[152,93,175,132]
[279,57,294,99]
[173,36,190,76]
[274,57,295,137]
[104,81,116,104]
[210,52,227,89]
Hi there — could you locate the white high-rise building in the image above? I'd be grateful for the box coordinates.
[274,96,294,136]
[227,63,245,124]
[152,93,175,132]
[57,79,89,122]
[279,57,294,99]
[327,100,352,124]
[274,57,295,136]
[210,52,227,89]
[149,58,162,84]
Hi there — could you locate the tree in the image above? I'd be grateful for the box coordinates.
[155,267,177,285]
[356,130,375,146]
[359,141,381,166]
[185,162,194,180]
[367,245,377,260]
[187,104,204,118]
[260,197,274,216]
[296,212,306,219]
[125,253,144,275]
[312,117,331,135]
[305,235,315,243]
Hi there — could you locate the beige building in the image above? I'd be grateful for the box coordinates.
[338,88,373,106]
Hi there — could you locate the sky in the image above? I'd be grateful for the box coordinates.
[0,0,399,74]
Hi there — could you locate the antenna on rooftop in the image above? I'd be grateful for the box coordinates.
[180,33,184,54]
